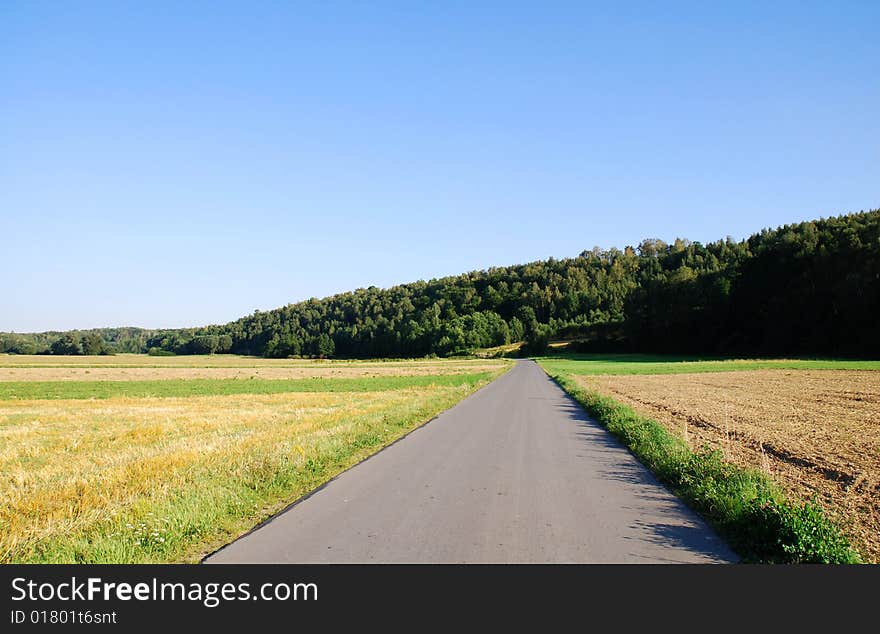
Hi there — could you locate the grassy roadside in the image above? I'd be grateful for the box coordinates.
[548,371,861,563]
[3,368,509,563]
[0,372,494,400]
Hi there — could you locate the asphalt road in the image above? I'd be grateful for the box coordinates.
[206,360,736,563]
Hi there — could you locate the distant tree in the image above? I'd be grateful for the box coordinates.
[514,306,539,338]
[638,238,668,258]
[264,335,280,358]
[81,332,106,355]
[51,333,83,355]
[522,324,551,355]
[315,333,335,358]
[217,334,233,353]
[189,335,220,355]
[508,317,525,343]
[282,335,303,357]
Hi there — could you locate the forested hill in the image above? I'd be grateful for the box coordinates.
[3,209,878,358]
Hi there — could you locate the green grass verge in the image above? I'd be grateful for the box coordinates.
[537,353,880,376]
[549,372,861,563]
[0,372,494,400]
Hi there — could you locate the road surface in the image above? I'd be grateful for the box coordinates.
[206,360,736,563]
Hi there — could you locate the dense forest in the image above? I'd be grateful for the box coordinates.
[3,209,878,358]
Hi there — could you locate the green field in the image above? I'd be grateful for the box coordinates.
[537,353,880,377]
[0,373,493,401]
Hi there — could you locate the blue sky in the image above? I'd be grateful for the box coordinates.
[3,1,878,332]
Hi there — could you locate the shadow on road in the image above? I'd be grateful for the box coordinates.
[547,381,735,562]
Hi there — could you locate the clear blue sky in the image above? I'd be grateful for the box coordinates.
[3,1,878,332]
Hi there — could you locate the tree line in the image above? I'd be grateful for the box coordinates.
[3,209,877,358]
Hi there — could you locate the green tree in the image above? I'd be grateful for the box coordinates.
[217,334,233,353]
[51,333,84,355]
[189,335,220,354]
[81,332,106,355]
[315,333,335,358]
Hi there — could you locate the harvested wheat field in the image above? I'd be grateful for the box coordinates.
[0,353,501,372]
[0,362,503,382]
[0,354,331,367]
[0,356,508,563]
[578,370,880,562]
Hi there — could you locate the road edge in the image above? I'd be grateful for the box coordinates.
[540,365,861,564]
[201,363,516,563]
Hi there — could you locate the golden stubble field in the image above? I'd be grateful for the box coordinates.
[0,355,509,563]
[0,363,503,382]
[0,354,498,369]
[578,370,880,562]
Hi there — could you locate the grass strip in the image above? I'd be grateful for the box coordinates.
[537,354,880,376]
[4,381,502,563]
[0,373,493,400]
[550,372,861,563]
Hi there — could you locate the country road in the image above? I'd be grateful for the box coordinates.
[205,360,736,563]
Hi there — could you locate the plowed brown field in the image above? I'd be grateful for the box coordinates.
[577,370,880,562]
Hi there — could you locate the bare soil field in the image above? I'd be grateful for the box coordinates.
[578,370,880,561]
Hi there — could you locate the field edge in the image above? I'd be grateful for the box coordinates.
[3,365,511,564]
[190,364,513,564]
[541,367,861,564]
